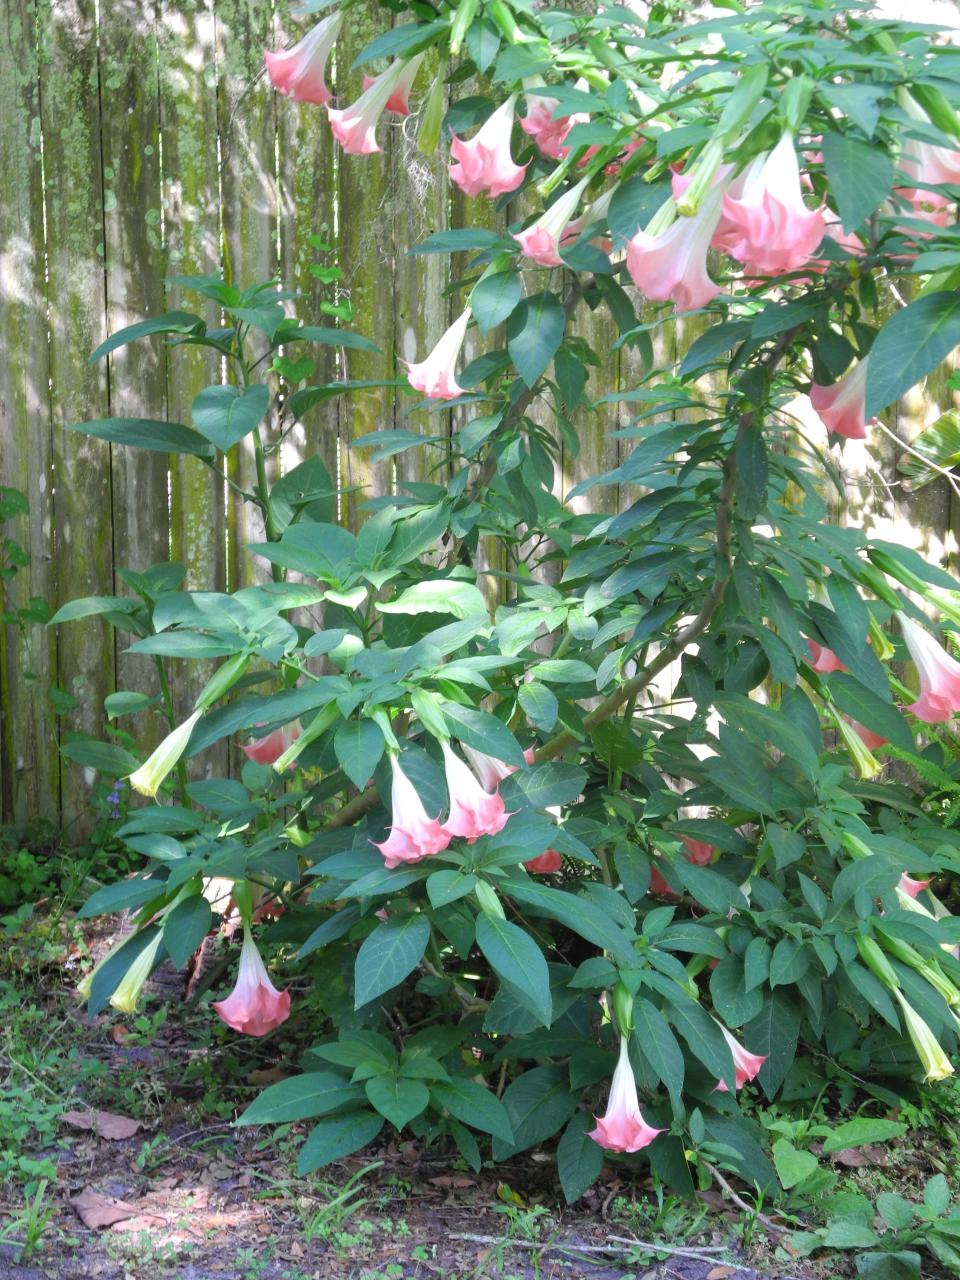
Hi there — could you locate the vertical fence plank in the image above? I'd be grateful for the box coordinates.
[42,0,115,830]
[0,0,57,826]
[98,2,169,727]
[275,1,340,507]
[336,9,397,531]
[159,0,228,771]
[393,61,450,501]
[215,0,277,588]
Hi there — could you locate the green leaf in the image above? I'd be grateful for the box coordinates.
[412,228,513,255]
[192,384,270,451]
[898,408,960,492]
[506,879,637,968]
[249,522,357,583]
[680,321,752,377]
[163,896,213,969]
[441,704,525,768]
[49,595,138,625]
[377,578,487,619]
[632,998,684,1107]
[821,133,895,232]
[471,271,522,333]
[507,293,565,388]
[499,764,586,810]
[866,292,960,420]
[745,990,800,1095]
[557,1112,604,1204]
[89,311,203,362]
[734,425,768,520]
[354,915,431,1008]
[827,673,914,751]
[426,870,478,909]
[105,691,158,718]
[365,1076,429,1130]
[821,1117,908,1154]
[60,739,141,776]
[238,1072,362,1125]
[832,857,899,910]
[66,418,213,459]
[78,877,166,919]
[430,1078,514,1143]
[773,1138,819,1189]
[352,19,446,66]
[476,914,552,1027]
[280,325,380,353]
[769,938,811,987]
[517,682,558,732]
[494,1065,576,1157]
[297,1111,384,1174]
[665,994,735,1092]
[334,720,385,791]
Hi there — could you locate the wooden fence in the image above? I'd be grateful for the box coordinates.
[0,0,957,833]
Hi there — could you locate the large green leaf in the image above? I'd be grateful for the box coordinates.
[89,311,204,362]
[365,1076,430,1130]
[441,703,525,768]
[238,1072,362,1125]
[192,384,270,451]
[471,270,522,333]
[377,579,487,619]
[297,1111,384,1174]
[865,292,960,420]
[507,292,565,388]
[249,522,357,583]
[354,915,431,1008]
[557,1113,604,1204]
[476,914,552,1026]
[493,1065,577,1157]
[632,998,684,1107]
[506,879,637,968]
[60,738,141,776]
[163,896,213,969]
[281,325,380,353]
[65,418,214,459]
[821,133,894,232]
[898,409,960,491]
[430,1078,514,1143]
[745,990,801,1096]
[334,720,385,790]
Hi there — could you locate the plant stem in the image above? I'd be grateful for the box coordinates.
[153,655,192,808]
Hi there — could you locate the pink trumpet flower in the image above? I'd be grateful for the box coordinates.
[722,133,826,275]
[810,357,871,441]
[714,1024,766,1092]
[403,308,471,400]
[899,872,931,898]
[525,849,562,874]
[374,753,451,869]
[241,719,303,766]
[846,717,886,751]
[213,926,291,1037]
[899,92,960,193]
[680,835,715,866]
[520,93,587,160]
[462,744,517,791]
[626,186,725,312]
[440,740,510,842]
[264,10,343,105]
[898,611,960,723]
[449,96,528,199]
[513,178,589,267]
[806,638,846,674]
[361,53,424,117]
[589,1035,664,1153]
[327,57,413,155]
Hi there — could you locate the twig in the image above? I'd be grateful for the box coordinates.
[448,1232,730,1262]
[701,1160,787,1236]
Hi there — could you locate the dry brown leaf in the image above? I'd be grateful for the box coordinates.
[110,1213,170,1234]
[70,1187,139,1229]
[429,1176,475,1189]
[706,1268,738,1279]
[832,1148,868,1167]
[246,1067,287,1086]
[62,1109,141,1141]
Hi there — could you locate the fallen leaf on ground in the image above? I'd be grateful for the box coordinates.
[62,1109,141,1140]
[707,1268,738,1279]
[70,1187,139,1229]
[246,1067,287,1085]
[429,1176,475,1189]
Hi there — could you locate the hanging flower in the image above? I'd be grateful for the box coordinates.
[462,744,517,790]
[721,133,826,274]
[110,932,164,1015]
[525,849,562,874]
[264,10,343,105]
[899,873,931,898]
[327,57,414,155]
[128,709,202,798]
[449,96,528,198]
[714,1024,766,1092]
[899,92,960,197]
[845,716,886,751]
[403,308,471,400]
[810,357,871,441]
[680,835,715,866]
[833,712,882,780]
[374,753,451,869]
[213,925,291,1037]
[805,638,845,673]
[241,719,303,766]
[898,611,960,723]
[520,93,587,160]
[893,989,954,1082]
[589,1034,663,1153]
[440,740,510,842]
[625,186,725,312]
[513,178,590,267]
[361,53,424,117]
